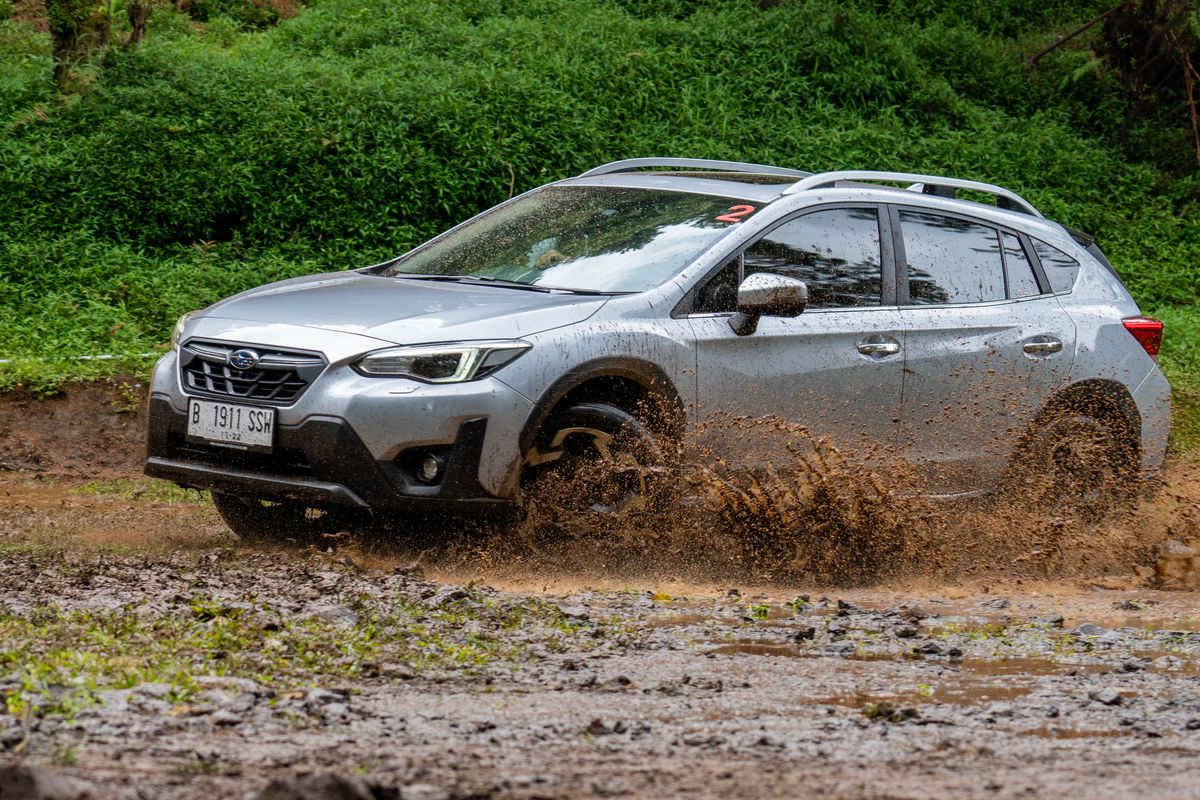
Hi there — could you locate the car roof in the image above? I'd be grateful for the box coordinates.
[562,160,1095,254]
[561,172,792,204]
[569,158,1050,220]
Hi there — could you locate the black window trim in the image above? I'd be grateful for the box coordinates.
[888,203,1055,308]
[1014,231,1052,296]
[677,201,895,317]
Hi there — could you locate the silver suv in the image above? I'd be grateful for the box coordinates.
[144,158,1171,539]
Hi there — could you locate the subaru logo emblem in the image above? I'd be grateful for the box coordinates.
[228,349,260,370]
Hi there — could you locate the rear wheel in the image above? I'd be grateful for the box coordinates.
[1008,410,1138,517]
[520,402,669,532]
[211,492,352,544]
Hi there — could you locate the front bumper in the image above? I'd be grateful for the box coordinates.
[145,395,511,514]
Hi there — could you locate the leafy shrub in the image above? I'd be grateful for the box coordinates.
[0,20,52,118]
[183,0,283,29]
[0,0,1195,442]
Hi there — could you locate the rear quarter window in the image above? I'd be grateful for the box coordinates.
[1032,240,1080,294]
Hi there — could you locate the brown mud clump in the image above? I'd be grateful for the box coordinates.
[1156,538,1200,589]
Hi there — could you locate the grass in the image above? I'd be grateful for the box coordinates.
[0,590,601,718]
[69,478,209,504]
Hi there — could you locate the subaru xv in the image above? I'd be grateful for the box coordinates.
[144,158,1171,540]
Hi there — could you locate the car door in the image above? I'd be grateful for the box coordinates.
[687,205,906,465]
[892,206,1076,494]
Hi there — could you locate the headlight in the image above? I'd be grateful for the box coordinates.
[353,341,532,382]
[170,311,199,350]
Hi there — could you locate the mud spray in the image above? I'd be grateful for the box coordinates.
[3,385,1196,590]
[347,415,1200,589]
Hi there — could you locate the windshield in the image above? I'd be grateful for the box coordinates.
[378,186,760,293]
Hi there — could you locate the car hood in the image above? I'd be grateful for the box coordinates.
[203,272,611,344]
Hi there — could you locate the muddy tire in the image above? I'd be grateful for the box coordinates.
[520,402,669,534]
[1006,410,1138,518]
[211,492,349,544]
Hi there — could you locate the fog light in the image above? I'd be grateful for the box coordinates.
[418,454,444,483]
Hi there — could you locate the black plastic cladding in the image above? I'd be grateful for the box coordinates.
[144,396,503,513]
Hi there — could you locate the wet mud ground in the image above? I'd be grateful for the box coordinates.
[1,385,1200,798]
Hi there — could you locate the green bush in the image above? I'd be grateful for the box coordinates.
[0,0,1195,443]
[0,20,52,119]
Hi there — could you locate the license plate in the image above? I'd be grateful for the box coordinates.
[186,399,275,453]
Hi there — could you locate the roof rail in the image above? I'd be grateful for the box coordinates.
[782,170,1042,217]
[579,158,812,180]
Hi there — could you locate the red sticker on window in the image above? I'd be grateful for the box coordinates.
[715,205,756,224]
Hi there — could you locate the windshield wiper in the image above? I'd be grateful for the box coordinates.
[389,274,610,295]
[388,274,551,293]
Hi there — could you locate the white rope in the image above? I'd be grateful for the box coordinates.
[0,353,160,365]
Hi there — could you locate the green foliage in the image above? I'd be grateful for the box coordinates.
[185,0,283,29]
[0,590,595,717]
[0,20,52,118]
[0,0,1195,443]
[1153,304,1200,450]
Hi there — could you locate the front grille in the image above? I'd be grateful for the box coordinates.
[179,339,326,405]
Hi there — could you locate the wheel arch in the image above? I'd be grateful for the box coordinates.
[1037,378,1141,451]
[518,358,686,456]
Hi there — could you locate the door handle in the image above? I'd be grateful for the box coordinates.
[1023,336,1063,355]
[856,335,901,357]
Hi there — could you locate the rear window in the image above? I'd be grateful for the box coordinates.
[900,210,1006,305]
[1002,233,1040,298]
[1032,240,1081,294]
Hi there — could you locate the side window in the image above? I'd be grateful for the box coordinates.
[741,208,882,308]
[1002,233,1040,298]
[1032,240,1080,294]
[900,210,1005,305]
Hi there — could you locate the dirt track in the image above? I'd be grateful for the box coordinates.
[1,384,1200,799]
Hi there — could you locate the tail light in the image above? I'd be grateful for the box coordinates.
[1122,316,1163,358]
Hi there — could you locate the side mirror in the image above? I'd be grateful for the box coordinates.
[729,273,808,336]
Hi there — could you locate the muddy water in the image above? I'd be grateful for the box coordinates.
[403,459,1200,596]
[2,384,1198,591]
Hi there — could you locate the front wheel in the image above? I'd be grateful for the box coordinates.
[520,402,670,532]
[211,492,351,544]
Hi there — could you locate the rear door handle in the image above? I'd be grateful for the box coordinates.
[857,335,901,357]
[1023,336,1063,356]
